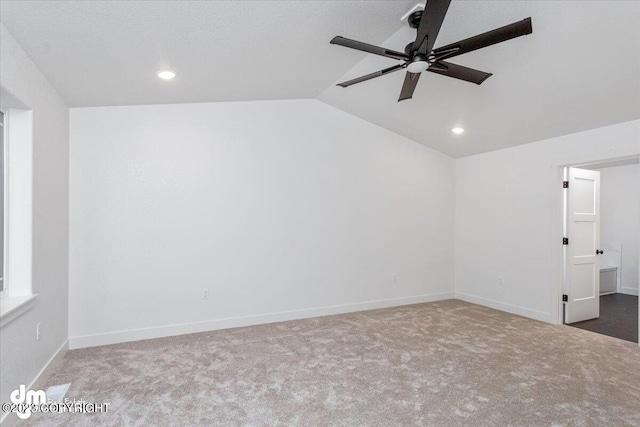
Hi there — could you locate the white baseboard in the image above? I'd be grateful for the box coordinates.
[69,292,455,349]
[0,339,68,427]
[455,292,552,323]
[620,287,639,296]
[30,339,69,391]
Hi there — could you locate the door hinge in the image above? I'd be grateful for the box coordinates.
[563,181,569,188]
[562,237,569,245]
[562,294,568,302]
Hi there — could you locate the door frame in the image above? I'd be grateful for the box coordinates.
[551,152,640,344]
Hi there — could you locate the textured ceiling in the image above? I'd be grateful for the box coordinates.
[1,1,639,158]
[319,1,640,157]
[0,0,413,106]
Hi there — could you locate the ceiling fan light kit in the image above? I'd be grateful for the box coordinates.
[330,0,533,102]
[406,60,429,73]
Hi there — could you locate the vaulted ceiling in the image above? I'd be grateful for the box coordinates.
[1,1,639,157]
[0,0,414,106]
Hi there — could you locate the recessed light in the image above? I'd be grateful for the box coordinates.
[157,70,176,80]
[452,127,465,134]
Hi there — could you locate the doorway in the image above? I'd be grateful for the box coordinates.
[561,157,639,344]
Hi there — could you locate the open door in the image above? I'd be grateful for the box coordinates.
[564,167,601,323]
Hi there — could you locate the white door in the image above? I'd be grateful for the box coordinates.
[564,167,601,323]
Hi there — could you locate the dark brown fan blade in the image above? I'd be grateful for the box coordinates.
[415,0,451,55]
[337,64,405,88]
[330,36,409,61]
[432,17,532,61]
[398,72,421,101]
[427,61,492,85]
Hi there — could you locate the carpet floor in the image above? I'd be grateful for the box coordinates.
[24,300,640,426]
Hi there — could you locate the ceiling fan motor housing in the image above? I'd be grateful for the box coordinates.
[404,42,415,56]
[404,42,429,69]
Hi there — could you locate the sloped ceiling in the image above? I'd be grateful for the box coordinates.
[1,1,639,158]
[0,0,413,106]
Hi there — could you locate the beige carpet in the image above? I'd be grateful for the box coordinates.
[24,300,640,426]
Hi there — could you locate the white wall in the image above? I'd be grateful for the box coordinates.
[0,24,69,420]
[455,120,640,323]
[69,99,455,348]
[597,163,639,295]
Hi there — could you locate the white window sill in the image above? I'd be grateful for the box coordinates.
[0,294,37,328]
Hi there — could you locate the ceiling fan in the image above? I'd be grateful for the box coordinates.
[330,0,532,101]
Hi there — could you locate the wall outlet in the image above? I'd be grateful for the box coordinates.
[393,274,398,283]
[202,289,209,299]
[36,322,41,340]
[498,278,504,286]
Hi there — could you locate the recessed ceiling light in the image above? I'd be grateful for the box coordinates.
[157,70,176,80]
[452,127,465,135]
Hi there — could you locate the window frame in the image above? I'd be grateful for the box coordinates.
[0,108,6,299]
[0,106,36,328]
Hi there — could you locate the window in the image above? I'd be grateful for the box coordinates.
[0,107,36,327]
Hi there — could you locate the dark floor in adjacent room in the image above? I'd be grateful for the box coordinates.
[568,293,638,343]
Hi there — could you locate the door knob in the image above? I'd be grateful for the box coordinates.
[596,249,604,255]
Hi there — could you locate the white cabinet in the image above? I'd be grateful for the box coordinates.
[599,265,617,295]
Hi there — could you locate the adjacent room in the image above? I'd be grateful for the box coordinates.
[1,1,639,426]
[566,159,639,343]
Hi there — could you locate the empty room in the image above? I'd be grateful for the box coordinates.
[0,1,639,426]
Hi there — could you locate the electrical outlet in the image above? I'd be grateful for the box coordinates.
[202,289,209,299]
[498,278,504,286]
[36,322,41,341]
[393,274,398,283]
